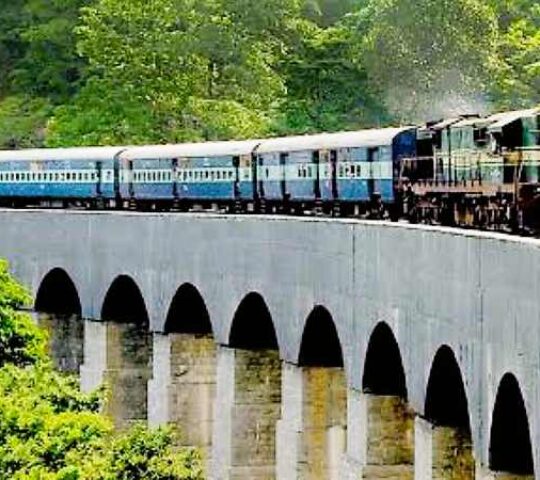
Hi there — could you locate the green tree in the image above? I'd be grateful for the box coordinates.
[13,0,89,100]
[278,17,387,133]
[0,260,203,479]
[490,0,540,108]
[0,259,46,367]
[357,0,499,122]
[47,0,302,145]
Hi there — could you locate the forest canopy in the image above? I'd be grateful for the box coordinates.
[0,0,539,147]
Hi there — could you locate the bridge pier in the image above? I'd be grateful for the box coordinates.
[276,362,347,480]
[211,345,281,480]
[148,333,172,427]
[81,320,153,430]
[361,394,415,479]
[342,389,366,479]
[80,320,107,392]
[149,332,216,463]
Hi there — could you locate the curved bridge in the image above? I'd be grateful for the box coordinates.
[0,209,538,479]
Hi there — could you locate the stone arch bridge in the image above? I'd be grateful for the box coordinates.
[0,208,538,480]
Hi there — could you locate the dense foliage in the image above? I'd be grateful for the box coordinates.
[0,260,203,480]
[0,0,539,146]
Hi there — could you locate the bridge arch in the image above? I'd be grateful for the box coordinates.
[424,345,474,477]
[164,283,212,335]
[34,268,82,316]
[228,291,279,351]
[225,291,281,477]
[298,305,343,367]
[489,372,534,476]
[101,275,149,326]
[362,321,407,397]
[361,321,413,474]
[425,345,471,430]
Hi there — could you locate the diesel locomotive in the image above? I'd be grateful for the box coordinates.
[0,108,538,233]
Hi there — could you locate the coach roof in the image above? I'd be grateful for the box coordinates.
[121,140,261,160]
[0,146,126,162]
[256,127,415,154]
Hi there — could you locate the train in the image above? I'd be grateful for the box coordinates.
[0,107,539,233]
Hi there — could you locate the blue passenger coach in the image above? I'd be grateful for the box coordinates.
[119,140,261,209]
[255,127,416,212]
[0,147,125,205]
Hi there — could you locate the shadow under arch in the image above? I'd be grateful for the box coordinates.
[425,345,471,431]
[489,373,534,475]
[101,275,149,327]
[35,268,82,316]
[164,283,212,335]
[228,292,278,350]
[298,305,343,367]
[362,322,407,398]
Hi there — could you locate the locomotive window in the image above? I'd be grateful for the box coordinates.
[210,170,215,180]
[266,168,269,178]
[216,171,221,180]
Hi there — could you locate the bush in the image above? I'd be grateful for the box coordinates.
[0,261,204,480]
[0,259,47,367]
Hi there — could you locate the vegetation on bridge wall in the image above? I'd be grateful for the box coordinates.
[0,259,203,480]
[0,0,538,147]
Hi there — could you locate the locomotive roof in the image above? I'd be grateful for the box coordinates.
[0,146,126,162]
[256,127,415,154]
[120,140,262,160]
[487,108,539,132]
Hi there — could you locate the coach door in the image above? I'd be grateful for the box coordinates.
[280,153,289,201]
[330,149,338,200]
[96,161,103,197]
[113,153,121,204]
[171,158,178,200]
[367,147,379,198]
[233,155,241,199]
[313,150,321,200]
